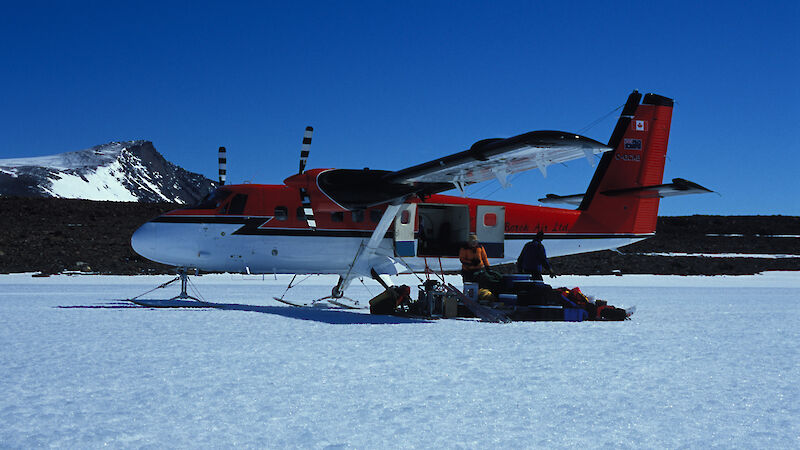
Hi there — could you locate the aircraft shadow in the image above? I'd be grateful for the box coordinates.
[204,302,430,324]
[59,301,431,325]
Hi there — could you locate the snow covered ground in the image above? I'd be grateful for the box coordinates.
[1,272,798,448]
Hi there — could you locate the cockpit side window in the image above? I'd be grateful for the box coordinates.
[227,194,248,215]
[190,189,232,210]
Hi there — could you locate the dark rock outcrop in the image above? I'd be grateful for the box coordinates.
[0,197,797,276]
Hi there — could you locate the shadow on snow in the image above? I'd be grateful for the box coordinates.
[58,300,431,325]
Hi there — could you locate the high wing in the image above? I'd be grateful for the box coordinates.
[314,130,611,210]
[384,130,610,188]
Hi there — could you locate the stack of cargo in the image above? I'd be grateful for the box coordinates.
[367,274,631,322]
[464,274,630,322]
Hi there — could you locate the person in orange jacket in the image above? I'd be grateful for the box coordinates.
[459,234,489,282]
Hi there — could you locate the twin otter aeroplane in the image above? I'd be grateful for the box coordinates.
[131,91,711,297]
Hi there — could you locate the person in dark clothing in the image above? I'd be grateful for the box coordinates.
[517,231,555,281]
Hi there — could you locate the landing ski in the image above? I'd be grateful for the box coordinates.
[272,297,307,307]
[272,296,366,309]
[327,299,366,310]
[129,298,211,308]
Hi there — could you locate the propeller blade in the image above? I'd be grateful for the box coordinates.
[299,187,317,230]
[298,126,313,174]
[218,146,227,185]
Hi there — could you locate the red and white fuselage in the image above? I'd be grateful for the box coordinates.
[132,92,709,290]
[131,190,650,274]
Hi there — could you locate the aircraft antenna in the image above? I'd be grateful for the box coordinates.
[577,103,624,135]
[298,126,314,174]
[218,146,227,185]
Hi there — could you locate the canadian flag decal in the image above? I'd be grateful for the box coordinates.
[635,120,646,131]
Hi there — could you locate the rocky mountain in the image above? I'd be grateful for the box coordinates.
[0,141,216,203]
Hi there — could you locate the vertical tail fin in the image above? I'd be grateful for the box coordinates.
[577,91,675,234]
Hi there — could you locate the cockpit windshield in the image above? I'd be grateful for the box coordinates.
[188,188,232,210]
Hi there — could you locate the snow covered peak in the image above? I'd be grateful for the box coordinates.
[0,141,216,203]
[0,141,139,170]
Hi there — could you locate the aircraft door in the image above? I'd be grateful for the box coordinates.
[476,205,505,258]
[393,203,417,257]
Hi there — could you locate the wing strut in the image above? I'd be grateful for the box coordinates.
[332,203,404,297]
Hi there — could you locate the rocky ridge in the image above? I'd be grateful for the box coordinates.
[0,197,797,276]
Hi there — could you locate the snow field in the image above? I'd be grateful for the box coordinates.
[0,273,798,448]
[44,160,139,202]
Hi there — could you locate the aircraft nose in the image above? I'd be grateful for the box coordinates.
[130,222,159,260]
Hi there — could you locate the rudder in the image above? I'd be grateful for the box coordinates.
[577,91,675,235]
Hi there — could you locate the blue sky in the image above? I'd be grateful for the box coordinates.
[1,1,798,215]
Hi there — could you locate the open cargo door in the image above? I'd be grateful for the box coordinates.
[417,204,470,257]
[476,205,504,258]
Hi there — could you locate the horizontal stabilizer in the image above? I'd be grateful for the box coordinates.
[539,178,713,206]
[538,193,585,206]
[601,178,714,198]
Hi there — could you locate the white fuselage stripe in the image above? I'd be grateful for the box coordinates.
[131,222,647,275]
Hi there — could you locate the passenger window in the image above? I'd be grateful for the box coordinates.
[484,213,497,227]
[370,209,384,223]
[331,212,344,222]
[227,194,248,215]
[274,206,288,221]
[352,210,364,223]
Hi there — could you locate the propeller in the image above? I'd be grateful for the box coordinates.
[297,126,316,230]
[218,146,227,185]
[298,126,313,174]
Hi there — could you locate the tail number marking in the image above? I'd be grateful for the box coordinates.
[624,138,642,150]
[615,153,641,162]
